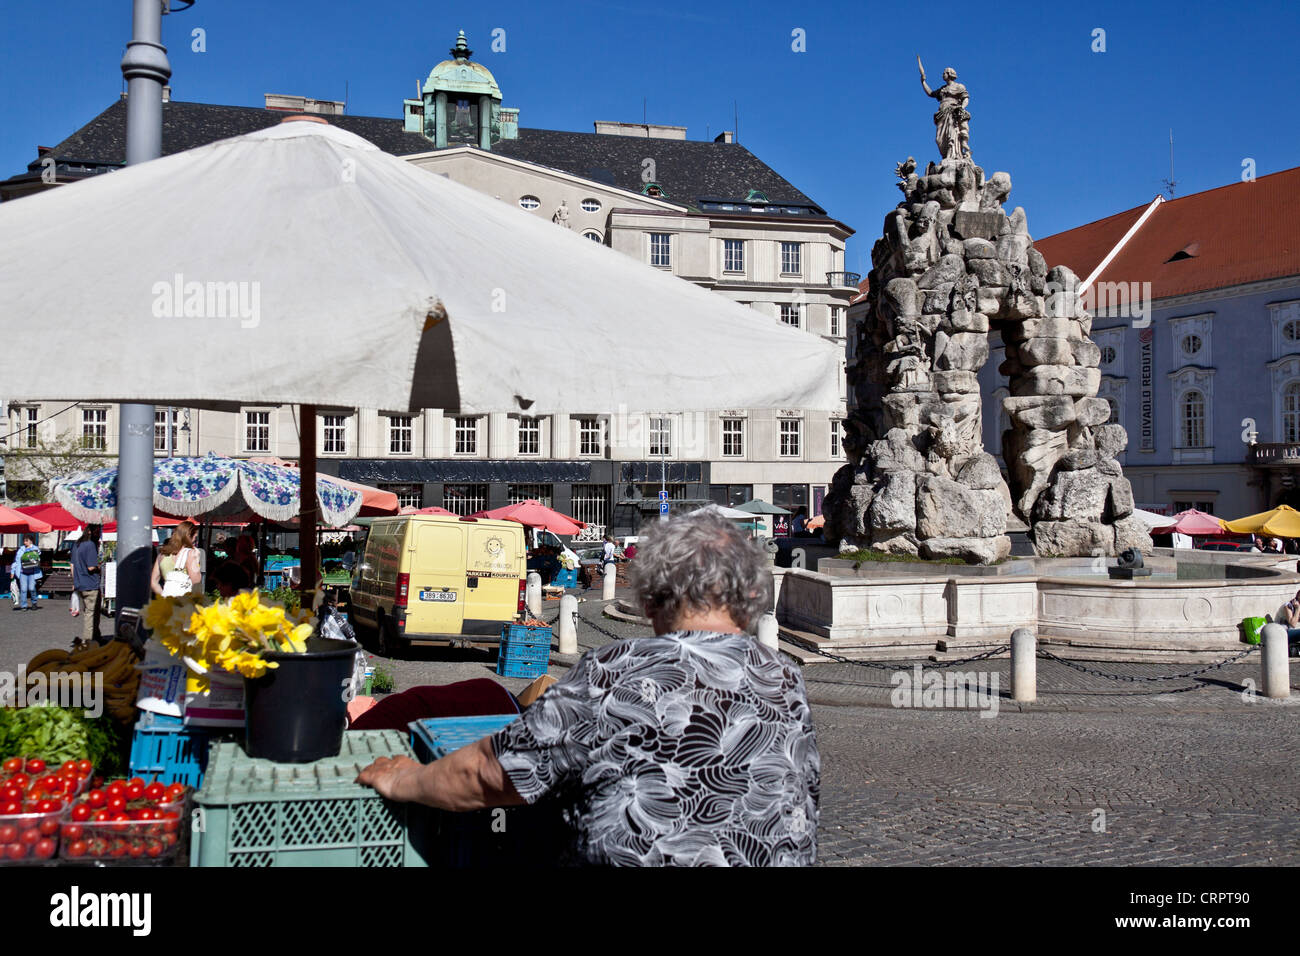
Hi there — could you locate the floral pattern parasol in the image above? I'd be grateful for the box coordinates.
[55,454,362,528]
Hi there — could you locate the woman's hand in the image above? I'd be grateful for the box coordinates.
[356,755,425,802]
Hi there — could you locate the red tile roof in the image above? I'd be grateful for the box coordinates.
[1035,166,1300,301]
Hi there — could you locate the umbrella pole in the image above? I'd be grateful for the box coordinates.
[298,403,318,613]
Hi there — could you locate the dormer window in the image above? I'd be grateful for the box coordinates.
[1166,241,1200,262]
[745,188,769,204]
[642,182,667,199]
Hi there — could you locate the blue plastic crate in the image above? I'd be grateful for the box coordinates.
[499,641,550,663]
[552,568,578,589]
[496,656,549,679]
[502,623,551,644]
[129,711,211,787]
[408,714,520,763]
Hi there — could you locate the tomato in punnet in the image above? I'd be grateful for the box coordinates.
[107,796,126,813]
[109,812,130,823]
[145,842,163,858]
[9,773,30,790]
[91,809,110,822]
[0,802,21,815]
[24,759,45,774]
[70,803,91,822]
[67,840,88,857]
[40,777,66,796]
[75,760,92,775]
[63,824,84,841]
[144,782,165,802]
[1,757,21,774]
[127,843,144,858]
[106,781,125,798]
[0,786,20,802]
[86,789,106,808]
[33,839,56,859]
[59,761,77,775]
[0,824,16,844]
[5,844,25,860]
[19,828,40,846]
[35,800,60,813]
[38,818,58,837]
[165,783,187,802]
[109,842,128,858]
[125,781,145,801]
[127,777,144,789]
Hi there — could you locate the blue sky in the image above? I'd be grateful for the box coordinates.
[2,0,1295,272]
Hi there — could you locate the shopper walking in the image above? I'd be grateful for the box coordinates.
[71,525,104,648]
[10,535,43,611]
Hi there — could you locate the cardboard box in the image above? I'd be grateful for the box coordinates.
[516,673,557,708]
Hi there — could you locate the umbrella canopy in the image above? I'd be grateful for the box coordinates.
[806,514,826,531]
[693,503,761,520]
[1151,508,1226,536]
[1221,504,1300,538]
[0,119,842,415]
[247,457,398,516]
[16,502,187,532]
[735,499,792,515]
[53,454,364,528]
[472,500,585,535]
[1127,508,1175,529]
[0,506,52,535]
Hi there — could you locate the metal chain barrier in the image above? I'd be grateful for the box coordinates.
[791,643,1012,671]
[1035,644,1259,682]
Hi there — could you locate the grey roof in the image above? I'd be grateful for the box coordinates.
[8,98,833,218]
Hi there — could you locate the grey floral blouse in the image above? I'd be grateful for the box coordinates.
[491,631,820,866]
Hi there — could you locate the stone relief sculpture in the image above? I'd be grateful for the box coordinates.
[821,66,1151,561]
[553,200,570,228]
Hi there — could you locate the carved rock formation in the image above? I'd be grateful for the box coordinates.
[823,152,1150,561]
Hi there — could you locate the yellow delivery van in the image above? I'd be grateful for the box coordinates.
[349,513,527,656]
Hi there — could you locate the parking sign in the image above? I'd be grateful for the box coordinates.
[659,490,668,502]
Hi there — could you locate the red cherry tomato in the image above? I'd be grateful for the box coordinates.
[24,759,45,774]
[63,823,84,841]
[91,809,110,822]
[19,828,40,846]
[106,781,125,798]
[75,760,93,775]
[144,782,166,802]
[9,773,30,790]
[5,844,25,860]
[0,786,20,803]
[36,800,60,813]
[109,812,130,823]
[125,782,145,801]
[38,818,58,837]
[59,761,77,774]
[1,757,22,774]
[127,842,145,858]
[109,842,128,858]
[3,802,27,815]
[107,796,126,813]
[40,777,66,796]
[0,824,16,844]
[67,839,88,857]
[70,803,91,822]
[87,789,106,808]
[34,838,56,859]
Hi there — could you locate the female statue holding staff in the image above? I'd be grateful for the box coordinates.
[918,58,970,160]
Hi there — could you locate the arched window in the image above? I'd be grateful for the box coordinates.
[1181,390,1206,448]
[1284,382,1300,443]
[1285,319,1300,343]
[583,230,603,243]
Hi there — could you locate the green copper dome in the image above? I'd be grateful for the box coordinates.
[424,31,502,99]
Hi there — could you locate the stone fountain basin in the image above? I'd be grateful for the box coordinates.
[774,550,1300,662]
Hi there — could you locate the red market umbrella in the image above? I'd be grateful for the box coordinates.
[472,500,586,535]
[1152,509,1227,536]
[0,506,52,535]
[18,502,186,532]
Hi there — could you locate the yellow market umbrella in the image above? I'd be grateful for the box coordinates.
[1221,504,1300,537]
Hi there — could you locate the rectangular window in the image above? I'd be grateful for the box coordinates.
[518,416,541,456]
[81,408,107,451]
[723,239,745,273]
[154,409,178,453]
[722,418,744,457]
[244,410,270,452]
[443,483,488,516]
[380,483,422,509]
[830,420,841,458]
[638,484,687,500]
[710,484,752,508]
[649,417,671,457]
[650,233,671,268]
[389,415,413,455]
[508,484,552,507]
[322,415,346,454]
[570,484,609,533]
[830,307,843,337]
[780,241,802,275]
[454,416,478,455]
[23,407,38,449]
[779,419,802,457]
[780,304,801,328]
[578,417,601,456]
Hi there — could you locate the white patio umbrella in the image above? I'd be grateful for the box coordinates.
[0,118,841,414]
[0,117,843,598]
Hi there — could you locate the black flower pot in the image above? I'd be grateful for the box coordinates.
[243,636,359,763]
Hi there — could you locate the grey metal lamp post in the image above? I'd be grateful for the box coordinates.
[115,0,191,625]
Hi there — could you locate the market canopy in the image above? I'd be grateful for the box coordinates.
[472,500,585,535]
[54,454,365,528]
[0,118,843,415]
[1221,504,1300,538]
[1150,508,1227,536]
[0,505,52,535]
[734,499,792,515]
[16,502,187,532]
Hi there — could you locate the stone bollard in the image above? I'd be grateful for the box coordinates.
[526,571,542,618]
[1010,627,1036,703]
[757,612,778,651]
[601,562,617,601]
[1260,623,1291,700]
[558,594,578,655]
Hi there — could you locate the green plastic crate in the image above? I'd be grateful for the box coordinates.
[191,730,427,867]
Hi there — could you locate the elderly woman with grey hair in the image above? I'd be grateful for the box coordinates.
[358,510,820,866]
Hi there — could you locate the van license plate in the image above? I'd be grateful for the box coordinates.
[420,590,457,603]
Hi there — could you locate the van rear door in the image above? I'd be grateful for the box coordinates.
[463,524,525,635]
[405,521,466,637]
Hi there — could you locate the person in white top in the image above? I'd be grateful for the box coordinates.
[151,520,202,597]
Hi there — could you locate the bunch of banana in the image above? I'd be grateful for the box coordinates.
[26,641,142,723]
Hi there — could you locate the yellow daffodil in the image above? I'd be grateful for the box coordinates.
[145,590,315,678]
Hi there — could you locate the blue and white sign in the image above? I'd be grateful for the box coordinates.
[659,502,670,516]
[659,490,668,502]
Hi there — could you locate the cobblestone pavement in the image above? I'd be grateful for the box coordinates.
[3,590,1296,866]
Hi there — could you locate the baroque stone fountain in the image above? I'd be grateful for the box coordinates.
[822,63,1151,562]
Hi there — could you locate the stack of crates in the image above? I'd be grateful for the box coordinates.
[407,714,567,867]
[191,730,427,867]
[128,711,211,787]
[496,623,552,679]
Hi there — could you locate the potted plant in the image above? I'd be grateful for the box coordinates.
[143,591,358,762]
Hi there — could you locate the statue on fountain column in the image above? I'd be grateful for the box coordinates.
[918,58,970,161]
